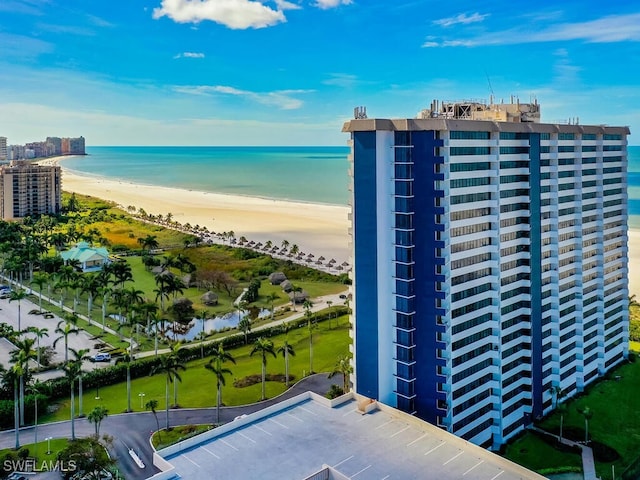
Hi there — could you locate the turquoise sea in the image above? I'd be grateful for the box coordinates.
[64,145,640,225]
[63,146,351,206]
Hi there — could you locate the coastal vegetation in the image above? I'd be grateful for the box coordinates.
[0,190,351,463]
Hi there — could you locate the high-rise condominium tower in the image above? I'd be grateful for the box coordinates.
[0,160,62,220]
[343,100,629,449]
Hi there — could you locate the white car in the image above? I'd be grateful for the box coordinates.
[90,353,111,362]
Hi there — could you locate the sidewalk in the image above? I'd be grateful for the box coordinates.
[529,426,597,480]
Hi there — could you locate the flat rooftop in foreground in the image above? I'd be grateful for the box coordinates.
[150,392,544,480]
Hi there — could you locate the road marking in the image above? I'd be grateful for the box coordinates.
[269,418,289,429]
[299,406,318,416]
[390,425,411,438]
[424,442,445,456]
[183,455,200,467]
[375,420,394,430]
[351,465,372,478]
[333,455,354,468]
[202,447,219,459]
[463,460,484,476]
[286,412,304,422]
[490,471,505,480]
[221,439,238,451]
[443,450,464,465]
[380,476,390,480]
[407,433,428,446]
[239,432,256,443]
[254,425,272,436]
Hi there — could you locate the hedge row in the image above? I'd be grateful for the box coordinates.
[43,307,349,400]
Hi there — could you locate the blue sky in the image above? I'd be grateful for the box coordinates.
[0,0,639,146]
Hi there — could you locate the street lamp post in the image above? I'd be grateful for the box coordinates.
[46,436,52,455]
[139,393,146,409]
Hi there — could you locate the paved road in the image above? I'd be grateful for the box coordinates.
[0,373,336,480]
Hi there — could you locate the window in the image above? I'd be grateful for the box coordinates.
[450,147,491,156]
[450,131,490,140]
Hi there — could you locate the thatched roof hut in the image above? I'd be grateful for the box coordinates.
[201,291,219,306]
[280,280,293,292]
[269,272,287,285]
[288,290,309,304]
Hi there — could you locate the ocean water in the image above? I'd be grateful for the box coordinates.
[63,146,351,206]
[64,145,640,224]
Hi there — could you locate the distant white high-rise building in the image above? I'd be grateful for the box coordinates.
[343,99,629,449]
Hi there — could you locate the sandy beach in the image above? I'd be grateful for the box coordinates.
[40,157,640,296]
[41,158,351,264]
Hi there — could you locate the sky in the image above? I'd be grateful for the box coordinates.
[0,0,639,146]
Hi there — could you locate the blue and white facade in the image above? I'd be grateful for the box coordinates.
[343,117,630,449]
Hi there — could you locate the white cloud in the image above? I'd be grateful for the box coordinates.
[173,52,206,59]
[152,0,286,29]
[433,12,488,27]
[313,0,352,10]
[275,0,301,10]
[323,73,358,88]
[423,12,640,48]
[174,84,311,109]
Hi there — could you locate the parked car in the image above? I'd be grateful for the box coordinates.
[89,353,111,363]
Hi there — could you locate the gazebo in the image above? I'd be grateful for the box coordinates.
[201,291,219,306]
[60,242,109,272]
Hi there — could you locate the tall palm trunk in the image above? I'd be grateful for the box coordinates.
[78,375,83,417]
[261,360,266,400]
[127,364,131,412]
[13,378,19,449]
[285,349,290,387]
[19,376,24,426]
[165,378,170,430]
[70,380,76,440]
[216,381,221,424]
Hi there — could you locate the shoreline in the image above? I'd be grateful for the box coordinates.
[40,157,352,264]
[38,156,640,295]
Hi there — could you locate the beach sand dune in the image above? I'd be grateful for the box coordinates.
[60,168,351,264]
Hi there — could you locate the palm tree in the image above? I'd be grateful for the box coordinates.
[138,234,159,255]
[10,363,22,449]
[53,316,80,363]
[30,380,46,459]
[70,348,90,417]
[25,326,48,367]
[198,310,209,359]
[62,354,83,440]
[10,336,36,426]
[97,285,112,332]
[110,261,133,290]
[326,300,334,328]
[204,344,236,424]
[265,292,279,321]
[238,315,251,345]
[151,351,186,430]
[9,289,28,331]
[31,272,49,310]
[328,355,353,393]
[81,273,101,320]
[290,285,302,312]
[87,405,109,437]
[145,399,161,440]
[277,334,295,387]
[579,406,594,443]
[629,294,639,308]
[250,338,276,401]
[303,300,316,374]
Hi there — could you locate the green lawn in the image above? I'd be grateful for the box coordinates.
[0,438,69,462]
[504,358,640,479]
[502,432,582,473]
[41,316,351,423]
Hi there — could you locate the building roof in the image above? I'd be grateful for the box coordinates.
[150,392,545,480]
[60,241,109,263]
